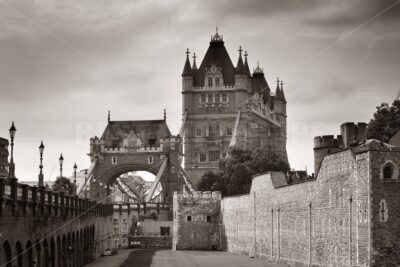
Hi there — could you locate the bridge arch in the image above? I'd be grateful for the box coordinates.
[101,164,167,201]
[2,241,12,267]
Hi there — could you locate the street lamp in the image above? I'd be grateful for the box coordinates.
[73,163,77,195]
[59,154,64,178]
[38,141,45,187]
[8,121,16,179]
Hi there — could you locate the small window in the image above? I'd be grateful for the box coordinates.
[206,216,211,222]
[208,77,213,87]
[160,227,170,236]
[383,165,393,179]
[381,161,398,181]
[171,166,175,173]
[199,153,207,162]
[148,156,153,164]
[209,124,220,139]
[215,93,220,103]
[111,156,118,165]
[171,143,175,150]
[207,93,213,103]
[226,127,232,136]
[148,138,156,146]
[380,199,388,222]
[222,93,228,103]
[267,128,272,137]
[187,216,192,222]
[200,94,206,103]
[209,150,220,162]
[215,77,220,87]
[195,127,202,137]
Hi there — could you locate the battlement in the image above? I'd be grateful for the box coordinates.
[313,135,344,149]
[340,122,367,148]
[191,85,235,90]
[160,137,179,143]
[103,145,164,153]
[173,190,221,200]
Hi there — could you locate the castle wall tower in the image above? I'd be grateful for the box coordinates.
[182,29,289,186]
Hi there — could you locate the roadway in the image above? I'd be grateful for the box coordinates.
[88,249,289,267]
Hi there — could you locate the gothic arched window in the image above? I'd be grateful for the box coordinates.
[383,165,393,179]
[380,161,399,181]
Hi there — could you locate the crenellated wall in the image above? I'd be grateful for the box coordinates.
[221,146,400,266]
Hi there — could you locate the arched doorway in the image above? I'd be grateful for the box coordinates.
[35,240,41,267]
[2,241,12,267]
[50,238,56,267]
[25,241,34,267]
[61,235,66,267]
[57,237,61,267]
[43,239,49,267]
[15,241,23,267]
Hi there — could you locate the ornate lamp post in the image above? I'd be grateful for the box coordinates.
[84,169,88,198]
[59,154,64,178]
[8,122,16,179]
[38,141,45,187]
[73,163,77,195]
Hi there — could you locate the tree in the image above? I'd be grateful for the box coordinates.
[367,100,400,143]
[198,147,290,196]
[52,176,75,195]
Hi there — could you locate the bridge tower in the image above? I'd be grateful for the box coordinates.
[87,115,186,205]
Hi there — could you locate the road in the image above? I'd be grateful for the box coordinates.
[118,249,289,267]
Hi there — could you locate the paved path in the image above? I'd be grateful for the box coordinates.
[86,249,133,267]
[119,249,289,267]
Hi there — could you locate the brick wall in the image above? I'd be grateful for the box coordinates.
[222,150,363,266]
[173,191,222,250]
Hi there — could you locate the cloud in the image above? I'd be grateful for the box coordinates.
[0,0,398,179]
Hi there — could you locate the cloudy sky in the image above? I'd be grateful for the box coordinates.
[0,0,399,182]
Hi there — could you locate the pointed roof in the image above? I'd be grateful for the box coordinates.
[275,79,287,103]
[192,53,197,70]
[244,50,251,76]
[251,61,270,103]
[235,46,247,75]
[193,29,235,86]
[182,48,192,77]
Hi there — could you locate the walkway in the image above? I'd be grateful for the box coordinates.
[118,249,289,267]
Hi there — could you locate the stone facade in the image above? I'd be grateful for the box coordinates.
[0,177,113,267]
[182,30,288,186]
[220,126,400,266]
[0,137,9,178]
[173,191,222,250]
[112,202,172,248]
[88,119,184,204]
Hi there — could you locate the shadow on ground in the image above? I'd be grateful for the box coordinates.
[119,249,157,267]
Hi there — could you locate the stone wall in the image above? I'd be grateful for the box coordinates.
[173,191,222,250]
[221,150,366,266]
[369,151,400,266]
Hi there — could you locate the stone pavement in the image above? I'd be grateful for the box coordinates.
[85,249,134,267]
[119,249,289,267]
[87,249,289,267]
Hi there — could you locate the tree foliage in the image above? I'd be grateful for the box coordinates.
[52,176,75,195]
[367,100,400,143]
[198,147,290,196]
